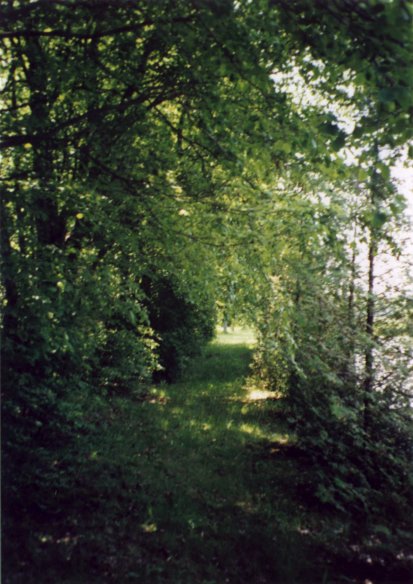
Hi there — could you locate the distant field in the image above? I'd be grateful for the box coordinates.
[214,326,256,346]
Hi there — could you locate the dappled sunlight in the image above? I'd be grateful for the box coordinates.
[245,388,281,402]
[10,329,385,584]
[225,387,281,404]
[267,434,292,451]
[148,387,171,404]
[235,499,257,514]
[12,332,322,583]
[144,335,291,452]
[239,423,270,440]
[239,423,291,444]
[140,522,158,534]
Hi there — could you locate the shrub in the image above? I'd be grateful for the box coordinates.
[142,275,216,382]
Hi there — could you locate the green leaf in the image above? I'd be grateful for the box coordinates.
[371,210,388,229]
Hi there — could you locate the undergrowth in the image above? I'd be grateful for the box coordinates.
[4,329,412,583]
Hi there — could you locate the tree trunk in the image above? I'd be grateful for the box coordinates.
[363,233,376,428]
[345,226,357,387]
[25,37,66,247]
[363,145,380,430]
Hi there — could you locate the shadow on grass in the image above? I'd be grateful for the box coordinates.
[6,338,407,584]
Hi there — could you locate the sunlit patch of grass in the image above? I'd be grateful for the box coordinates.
[239,422,270,439]
[148,386,170,404]
[140,522,158,533]
[214,325,256,347]
[271,432,291,444]
[12,328,325,584]
[11,328,406,584]
[246,388,281,401]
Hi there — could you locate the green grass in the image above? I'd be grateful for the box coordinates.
[4,330,358,583]
[214,326,257,347]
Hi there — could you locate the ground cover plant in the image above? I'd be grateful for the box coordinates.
[4,330,411,583]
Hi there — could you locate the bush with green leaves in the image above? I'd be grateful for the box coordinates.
[254,272,413,525]
[142,274,216,382]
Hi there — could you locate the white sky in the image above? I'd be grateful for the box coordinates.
[272,66,413,293]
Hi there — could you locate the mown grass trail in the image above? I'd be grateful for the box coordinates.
[88,328,317,584]
[9,330,347,583]
[13,329,411,584]
[8,340,412,584]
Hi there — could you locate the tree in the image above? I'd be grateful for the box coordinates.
[1,0,412,574]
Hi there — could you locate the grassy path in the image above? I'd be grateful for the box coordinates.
[14,330,324,583]
[9,330,412,584]
[75,329,318,583]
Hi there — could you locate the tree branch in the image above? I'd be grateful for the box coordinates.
[0,17,194,41]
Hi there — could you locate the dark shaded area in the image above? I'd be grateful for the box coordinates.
[141,274,215,382]
[3,340,412,584]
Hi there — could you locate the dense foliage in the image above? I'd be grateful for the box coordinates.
[1,0,412,580]
[142,273,215,381]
